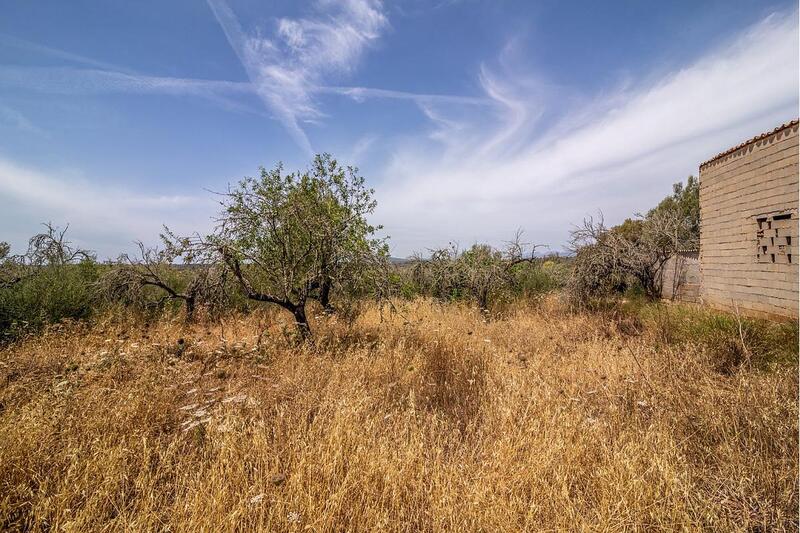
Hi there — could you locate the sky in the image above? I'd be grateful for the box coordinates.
[0,0,798,258]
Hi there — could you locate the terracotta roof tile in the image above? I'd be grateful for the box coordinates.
[699,119,799,170]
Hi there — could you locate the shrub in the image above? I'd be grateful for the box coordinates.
[408,234,552,312]
[0,225,100,340]
[511,256,569,298]
[97,239,234,322]
[568,177,700,305]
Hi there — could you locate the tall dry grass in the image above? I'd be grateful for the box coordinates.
[0,298,797,531]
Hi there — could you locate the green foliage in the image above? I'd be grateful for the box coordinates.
[648,175,700,243]
[569,176,700,304]
[0,228,101,340]
[207,153,388,336]
[389,269,419,300]
[631,302,799,372]
[97,237,235,322]
[511,257,570,296]
[610,218,644,243]
[2,155,390,340]
[404,241,566,310]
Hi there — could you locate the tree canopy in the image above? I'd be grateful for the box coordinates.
[568,176,700,303]
[204,153,387,337]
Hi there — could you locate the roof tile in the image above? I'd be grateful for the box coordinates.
[699,119,799,170]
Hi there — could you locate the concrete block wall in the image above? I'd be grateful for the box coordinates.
[699,121,799,319]
[661,251,701,303]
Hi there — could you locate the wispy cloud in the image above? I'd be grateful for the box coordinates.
[0,104,45,136]
[0,33,135,73]
[0,65,251,96]
[375,11,799,255]
[0,65,269,118]
[2,8,795,258]
[1,21,492,141]
[317,85,488,106]
[0,62,487,109]
[206,0,388,155]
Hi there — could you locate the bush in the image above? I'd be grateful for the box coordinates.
[568,177,700,305]
[404,238,563,312]
[511,257,569,298]
[0,225,102,340]
[0,259,101,340]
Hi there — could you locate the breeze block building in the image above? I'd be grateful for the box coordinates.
[697,119,799,319]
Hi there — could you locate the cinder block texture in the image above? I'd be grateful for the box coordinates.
[699,121,799,319]
[662,251,701,303]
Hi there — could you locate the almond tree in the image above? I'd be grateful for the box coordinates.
[98,237,229,321]
[201,154,387,338]
[411,232,542,311]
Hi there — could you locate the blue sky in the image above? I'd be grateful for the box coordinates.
[0,0,797,258]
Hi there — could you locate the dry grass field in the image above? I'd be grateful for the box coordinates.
[0,298,797,531]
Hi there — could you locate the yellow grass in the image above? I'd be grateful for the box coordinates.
[0,298,797,531]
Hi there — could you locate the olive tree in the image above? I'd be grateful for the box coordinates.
[202,153,387,338]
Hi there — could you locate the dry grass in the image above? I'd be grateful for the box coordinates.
[0,298,797,531]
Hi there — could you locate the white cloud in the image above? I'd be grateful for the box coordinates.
[206,0,388,155]
[1,9,796,259]
[348,134,378,163]
[0,33,135,73]
[0,30,493,134]
[375,11,799,256]
[0,66,249,96]
[0,156,215,258]
[316,85,488,106]
[0,63,489,120]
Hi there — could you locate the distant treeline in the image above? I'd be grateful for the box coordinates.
[0,153,699,341]
[0,154,572,341]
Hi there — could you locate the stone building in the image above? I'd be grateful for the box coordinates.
[696,119,799,319]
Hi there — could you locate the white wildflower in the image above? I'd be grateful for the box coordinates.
[222,393,248,404]
[182,420,201,432]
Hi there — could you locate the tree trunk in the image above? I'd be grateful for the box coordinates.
[291,304,311,339]
[319,278,334,313]
[478,288,489,311]
[185,296,196,322]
